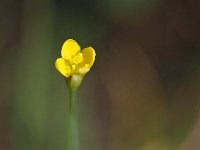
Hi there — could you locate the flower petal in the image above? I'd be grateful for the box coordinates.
[77,64,90,75]
[61,39,80,61]
[55,58,71,77]
[81,47,96,68]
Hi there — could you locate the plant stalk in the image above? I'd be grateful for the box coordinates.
[67,87,79,150]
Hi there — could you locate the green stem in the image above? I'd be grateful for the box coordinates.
[67,87,79,150]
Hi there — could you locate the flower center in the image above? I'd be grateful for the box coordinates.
[67,53,83,75]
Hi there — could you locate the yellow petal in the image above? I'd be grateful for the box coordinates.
[77,64,90,75]
[81,47,96,68]
[55,58,71,77]
[61,39,80,61]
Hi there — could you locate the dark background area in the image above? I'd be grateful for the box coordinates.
[1,0,200,149]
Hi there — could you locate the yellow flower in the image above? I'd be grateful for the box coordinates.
[55,39,96,78]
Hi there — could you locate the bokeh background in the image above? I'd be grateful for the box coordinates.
[1,0,200,149]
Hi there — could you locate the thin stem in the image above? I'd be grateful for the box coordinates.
[67,87,80,150]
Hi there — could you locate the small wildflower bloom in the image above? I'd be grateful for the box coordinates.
[55,39,96,90]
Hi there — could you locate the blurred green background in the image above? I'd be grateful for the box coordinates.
[1,0,200,150]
